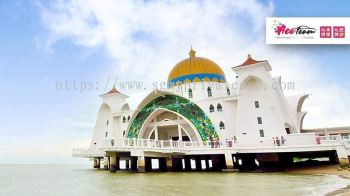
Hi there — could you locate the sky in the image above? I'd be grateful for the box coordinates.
[0,0,349,164]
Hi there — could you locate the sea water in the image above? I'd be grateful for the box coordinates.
[0,164,349,196]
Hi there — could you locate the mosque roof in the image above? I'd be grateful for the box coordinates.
[102,86,128,97]
[236,54,263,68]
[167,48,226,85]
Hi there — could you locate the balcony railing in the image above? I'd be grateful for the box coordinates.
[100,133,333,150]
[101,138,236,150]
[72,148,105,158]
[73,134,350,157]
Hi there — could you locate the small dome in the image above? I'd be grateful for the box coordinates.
[168,48,226,85]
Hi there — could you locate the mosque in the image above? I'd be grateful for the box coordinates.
[73,48,350,172]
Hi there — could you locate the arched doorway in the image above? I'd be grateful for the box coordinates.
[138,110,200,142]
[127,94,219,142]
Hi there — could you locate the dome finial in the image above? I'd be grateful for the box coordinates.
[189,46,196,58]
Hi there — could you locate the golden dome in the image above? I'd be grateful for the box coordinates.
[168,48,226,85]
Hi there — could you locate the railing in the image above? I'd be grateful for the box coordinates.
[73,134,350,157]
[319,134,350,145]
[72,148,105,157]
[102,134,350,151]
[101,138,236,150]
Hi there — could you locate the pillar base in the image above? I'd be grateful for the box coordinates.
[137,156,146,172]
[224,153,234,171]
[339,157,350,168]
[110,164,117,172]
[167,166,173,172]
[222,168,239,172]
[166,157,173,172]
[138,166,146,173]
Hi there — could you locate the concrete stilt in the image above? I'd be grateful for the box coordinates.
[195,157,202,171]
[93,158,97,168]
[116,157,120,171]
[222,153,235,172]
[103,157,109,170]
[110,154,117,172]
[336,146,350,168]
[93,158,100,169]
[205,159,210,171]
[125,159,130,170]
[159,158,167,172]
[130,157,137,171]
[166,157,173,172]
[137,156,146,172]
[184,158,191,171]
[172,157,183,171]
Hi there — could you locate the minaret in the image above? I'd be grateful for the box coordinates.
[100,86,129,114]
[89,86,129,150]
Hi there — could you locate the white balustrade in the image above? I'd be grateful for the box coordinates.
[74,134,350,157]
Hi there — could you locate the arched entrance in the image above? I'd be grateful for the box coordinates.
[127,94,219,141]
[138,109,201,142]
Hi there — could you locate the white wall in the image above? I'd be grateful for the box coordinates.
[90,93,132,149]
[90,103,112,149]
[234,62,298,141]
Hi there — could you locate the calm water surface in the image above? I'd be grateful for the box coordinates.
[0,165,349,196]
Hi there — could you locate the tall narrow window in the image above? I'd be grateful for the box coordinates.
[127,116,130,122]
[226,87,230,95]
[219,121,225,130]
[257,117,262,124]
[209,104,215,113]
[122,116,126,123]
[188,88,193,98]
[105,132,108,138]
[217,103,222,112]
[259,129,264,137]
[207,87,212,97]
[106,120,109,125]
[123,130,125,137]
[285,128,291,134]
[255,101,260,108]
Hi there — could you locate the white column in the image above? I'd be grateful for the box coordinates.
[178,125,182,141]
[155,127,159,140]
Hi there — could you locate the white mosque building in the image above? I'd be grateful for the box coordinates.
[73,48,350,172]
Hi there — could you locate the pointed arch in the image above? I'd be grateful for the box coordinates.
[127,94,219,141]
[188,88,193,98]
[297,95,309,112]
[209,104,215,113]
[217,103,222,112]
[226,87,230,95]
[121,103,130,111]
[207,87,212,97]
[240,75,266,90]
[219,121,225,130]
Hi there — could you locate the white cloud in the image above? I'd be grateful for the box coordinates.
[37,0,349,130]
